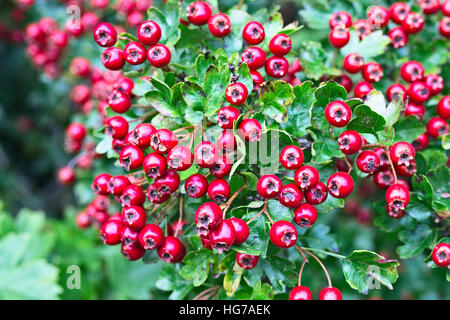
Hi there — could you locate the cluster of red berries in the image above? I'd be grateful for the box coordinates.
[289,285,342,300]
[113,0,152,27]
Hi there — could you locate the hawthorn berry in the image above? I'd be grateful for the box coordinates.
[105,116,129,139]
[280,145,304,170]
[354,19,371,39]
[100,219,123,245]
[343,53,364,74]
[229,218,249,245]
[278,184,303,208]
[66,122,86,141]
[400,61,424,83]
[389,2,410,24]
[75,212,91,229]
[137,20,161,45]
[356,150,380,174]
[242,21,265,45]
[217,129,237,151]
[329,11,352,28]
[210,155,232,178]
[432,243,450,267]
[193,141,218,168]
[151,128,178,154]
[437,96,450,120]
[107,88,131,113]
[305,181,328,204]
[269,34,292,56]
[319,287,342,300]
[250,70,264,88]
[367,6,390,29]
[389,141,415,167]
[443,0,450,16]
[238,118,262,142]
[92,173,112,195]
[208,13,232,38]
[269,220,297,248]
[335,75,353,93]
[289,286,312,300]
[412,133,429,151]
[405,102,425,120]
[120,184,146,207]
[440,17,450,37]
[402,12,424,34]
[154,170,180,194]
[167,145,193,171]
[294,165,320,190]
[207,179,230,204]
[362,62,383,83]
[209,220,235,253]
[324,100,352,127]
[124,41,146,65]
[265,56,289,78]
[373,169,395,189]
[388,27,408,48]
[107,175,130,195]
[419,0,440,15]
[217,106,240,129]
[143,152,167,178]
[408,81,430,104]
[128,123,156,149]
[241,47,266,70]
[93,22,117,47]
[122,205,146,231]
[338,130,362,155]
[70,57,91,77]
[329,25,350,48]
[236,253,259,269]
[158,236,185,263]
[386,83,407,102]
[119,145,144,171]
[147,44,171,68]
[57,166,75,185]
[354,81,373,99]
[395,161,417,177]
[225,82,248,105]
[425,74,444,96]
[426,117,449,138]
[257,175,282,199]
[386,183,410,217]
[294,203,318,227]
[101,47,125,70]
[138,223,164,250]
[327,172,354,198]
[121,226,139,245]
[195,202,223,236]
[186,1,211,26]
[146,184,170,204]
[121,242,145,261]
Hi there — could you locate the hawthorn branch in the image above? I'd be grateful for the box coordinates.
[174,196,184,237]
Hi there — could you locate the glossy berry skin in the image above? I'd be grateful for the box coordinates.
[154,170,180,194]
[443,0,450,16]
[66,122,86,141]
[138,224,164,250]
[167,145,193,171]
[437,96,450,120]
[265,56,289,78]
[208,13,232,38]
[319,287,342,300]
[354,81,373,99]
[395,161,417,177]
[185,173,208,198]
[329,25,350,48]
[419,0,440,15]
[386,183,410,215]
[327,172,354,198]
[294,165,319,190]
[225,82,248,105]
[207,179,230,204]
[158,236,185,263]
[92,173,112,195]
[121,227,140,245]
[432,243,450,267]
[217,106,240,129]
[354,19,371,39]
[338,130,362,155]
[405,103,425,120]
[362,62,383,83]
[324,100,352,127]
[146,184,170,204]
[373,169,395,189]
[367,6,390,29]
[269,220,297,248]
[147,44,171,68]
[389,142,415,167]
[305,181,328,204]
[440,17,450,37]
[121,242,145,261]
[356,150,380,174]
[289,286,312,300]
[122,205,146,231]
[137,21,161,46]
[101,47,125,70]
[400,61,424,83]
[76,212,91,229]
[107,89,131,113]
[58,166,75,185]
[241,47,266,70]
[329,11,352,28]
[209,155,232,178]
[278,184,303,208]
[294,203,318,227]
[343,53,364,74]
[120,185,145,207]
[335,75,353,93]
[408,81,430,104]
[412,133,429,151]
[101,220,123,245]
[257,175,283,199]
[195,202,223,236]
[143,153,167,178]
[229,218,249,245]
[390,2,410,24]
[427,117,449,138]
[236,253,259,269]
[194,141,217,168]
[269,34,292,56]
[119,145,144,171]
[107,175,130,196]
[124,41,146,65]
[402,12,424,34]
[250,70,264,88]
[105,116,129,139]
[93,22,117,47]
[151,129,178,154]
[217,130,237,151]
[128,123,156,149]
[186,1,211,26]
[242,21,265,45]
[388,27,408,48]
[386,83,407,102]
[209,220,235,253]
[238,118,262,142]
[280,145,304,170]
[70,57,91,77]
[425,74,444,96]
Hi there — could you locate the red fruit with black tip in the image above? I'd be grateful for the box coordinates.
[257,175,282,199]
[124,41,146,65]
[208,13,232,37]
[327,172,354,198]
[229,218,249,245]
[195,202,223,236]
[432,243,450,267]
[373,169,395,189]
[242,21,265,45]
[238,118,262,142]
[389,141,415,167]
[217,130,237,151]
[107,89,131,113]
[338,130,362,155]
[362,62,383,83]
[147,44,171,68]
[356,150,380,174]
[329,11,352,28]
[128,123,156,149]
[402,12,424,34]
[185,173,208,198]
[386,183,410,217]
[137,20,161,45]
[329,25,350,48]
[386,83,407,102]
[405,103,425,120]
[280,145,304,170]
[419,0,440,15]
[105,116,129,139]
[121,227,139,245]
[388,27,408,48]
[324,100,352,127]
[207,179,230,204]
[209,220,235,253]
[93,22,117,47]
[367,6,390,29]
[66,122,86,141]
[194,141,217,168]
[265,56,289,78]
[142,152,167,178]
[305,181,328,204]
[101,47,125,70]
[122,205,146,231]
[146,183,170,204]
[426,117,449,138]
[217,106,240,129]
[210,155,232,178]
[343,53,364,74]
[236,253,259,269]
[354,81,373,99]
[138,223,164,250]
[294,165,319,190]
[120,184,145,207]
[440,17,450,37]
[390,2,410,24]
[425,74,444,96]
[119,145,144,171]
[269,34,292,56]
[121,242,145,261]
[92,173,111,195]
[158,236,185,263]
[101,219,123,245]
[151,128,177,154]
[437,96,450,120]
[354,19,371,39]
[107,175,130,196]
[241,46,266,70]
[58,166,75,185]
[250,70,264,88]
[278,183,303,208]
[269,220,297,248]
[412,133,429,151]
[294,203,317,227]
[225,82,248,105]
[186,1,211,26]
[408,81,430,104]
[167,145,193,171]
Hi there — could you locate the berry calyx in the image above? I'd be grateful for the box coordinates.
[294,165,320,190]
[338,130,362,155]
[210,155,232,178]
[107,89,131,113]
[236,253,259,269]
[195,202,223,236]
[278,183,303,208]
[269,34,292,56]
[208,13,232,38]
[242,21,265,45]
[138,224,164,250]
[432,243,450,267]
[356,150,380,174]
[327,172,354,198]
[257,175,283,199]
[225,82,248,105]
[324,100,352,127]
[305,181,328,204]
[269,220,297,248]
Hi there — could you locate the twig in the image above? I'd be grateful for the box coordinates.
[303,248,332,287]
[298,259,308,286]
[386,149,398,183]
[174,197,183,237]
[222,177,247,217]
[343,156,353,174]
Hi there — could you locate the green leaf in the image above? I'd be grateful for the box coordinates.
[393,116,426,144]
[147,0,181,47]
[236,63,254,93]
[282,81,315,137]
[260,256,297,293]
[315,195,345,213]
[304,224,339,253]
[412,174,434,206]
[203,65,231,117]
[340,30,391,60]
[300,41,341,80]
[397,224,436,259]
[145,90,179,117]
[311,135,342,164]
[267,199,293,221]
[180,250,215,287]
[364,90,401,128]
[442,134,450,150]
[407,195,432,221]
[223,267,243,297]
[95,135,113,155]
[299,3,330,30]
[311,81,347,132]
[240,171,258,192]
[241,211,269,258]
[259,81,294,123]
[347,104,386,136]
[250,281,275,300]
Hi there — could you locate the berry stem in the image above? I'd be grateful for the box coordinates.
[174,196,183,237]
[303,248,333,287]
[294,244,309,262]
[343,156,353,174]
[386,150,398,183]
[222,175,247,217]
[193,286,220,300]
[298,259,308,286]
[262,200,274,224]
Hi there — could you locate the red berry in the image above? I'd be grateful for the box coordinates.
[107,175,130,195]
[229,218,249,245]
[343,53,364,74]
[195,202,223,236]
[101,220,123,245]
[386,183,410,215]
[58,166,75,185]
[400,61,424,83]
[335,75,353,93]
[269,220,297,248]
[402,12,424,34]
[265,56,289,78]
[412,133,429,151]
[217,130,237,151]
[354,81,373,99]
[217,106,240,129]
[93,22,117,47]
[147,44,171,68]
[241,46,266,70]
[124,41,146,65]
[338,130,362,155]
[122,205,147,231]
[324,100,352,127]
[389,142,415,167]
[405,102,425,120]
[390,2,410,24]
[289,286,312,300]
[158,236,185,263]
[269,34,292,56]
[432,243,450,267]
[92,173,111,195]
[70,57,91,77]
[419,0,440,14]
[76,212,91,229]
[119,145,144,171]
[294,165,319,190]
[194,141,217,168]
[154,170,180,194]
[280,145,304,170]
[241,23,267,50]
[373,169,395,189]
[210,155,232,178]
[354,19,371,39]
[440,17,450,37]
[201,236,213,250]
[146,183,170,204]
[395,161,417,177]
[426,117,449,138]
[151,129,178,154]
[66,122,86,141]
[101,47,125,70]
[207,179,230,204]
[208,13,231,37]
[236,253,259,269]
[408,81,430,104]
[386,83,407,102]
[209,220,235,253]
[362,62,383,83]
[186,1,211,26]
[128,123,156,149]
[250,70,264,88]
[305,181,328,204]
[225,82,248,105]
[139,224,164,250]
[107,88,131,113]
[143,152,167,178]
[167,145,193,171]
[425,74,444,96]
[137,20,161,45]
[257,175,282,199]
[121,226,140,245]
[319,287,342,300]
[356,150,380,174]
[388,27,408,48]
[327,172,354,198]
[329,25,350,48]
[329,11,352,28]
[294,203,317,227]
[121,241,145,261]
[367,6,390,29]
[120,184,145,207]
[443,0,450,16]
[437,96,450,120]
[184,174,208,198]
[238,118,262,142]
[105,116,129,139]
[278,183,303,208]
